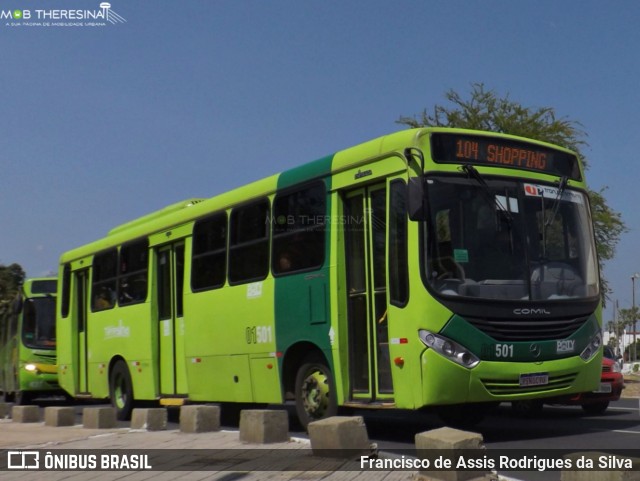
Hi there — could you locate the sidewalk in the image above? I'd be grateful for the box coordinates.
[0,420,411,481]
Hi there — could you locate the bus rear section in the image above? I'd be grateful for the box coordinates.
[0,278,59,404]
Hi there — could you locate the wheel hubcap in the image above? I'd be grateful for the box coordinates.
[301,369,329,418]
[114,376,126,408]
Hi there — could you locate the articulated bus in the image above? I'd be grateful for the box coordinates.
[57,128,601,426]
[1,278,58,404]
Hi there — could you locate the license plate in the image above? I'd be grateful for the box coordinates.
[519,372,549,387]
[593,383,612,394]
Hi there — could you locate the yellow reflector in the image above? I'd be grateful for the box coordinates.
[159,398,186,406]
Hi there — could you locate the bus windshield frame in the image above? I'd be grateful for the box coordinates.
[421,173,599,303]
[22,296,57,350]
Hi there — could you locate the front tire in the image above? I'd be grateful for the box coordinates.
[437,403,489,428]
[581,401,609,415]
[109,360,134,421]
[511,400,544,417]
[15,390,31,406]
[294,355,337,430]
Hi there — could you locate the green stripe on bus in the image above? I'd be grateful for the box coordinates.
[274,154,334,372]
[276,154,334,189]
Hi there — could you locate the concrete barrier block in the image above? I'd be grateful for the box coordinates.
[561,452,640,481]
[415,427,487,481]
[12,405,40,423]
[308,416,370,457]
[415,426,484,450]
[180,405,220,433]
[83,407,116,429]
[131,408,167,431]
[239,409,289,444]
[44,407,76,427]
[0,403,13,419]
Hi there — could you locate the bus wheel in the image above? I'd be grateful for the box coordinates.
[294,356,337,430]
[437,403,488,428]
[581,401,609,415]
[15,391,31,405]
[511,400,544,417]
[109,361,134,421]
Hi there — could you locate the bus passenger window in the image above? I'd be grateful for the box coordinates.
[192,212,227,291]
[92,249,117,311]
[119,240,149,305]
[389,180,408,306]
[229,200,270,284]
[272,182,326,276]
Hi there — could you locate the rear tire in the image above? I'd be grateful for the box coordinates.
[109,360,134,421]
[294,355,337,430]
[581,401,609,415]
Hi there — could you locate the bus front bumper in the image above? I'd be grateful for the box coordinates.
[20,363,60,392]
[419,348,602,406]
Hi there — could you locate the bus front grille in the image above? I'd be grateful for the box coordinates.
[32,353,56,364]
[481,372,577,396]
[466,315,590,342]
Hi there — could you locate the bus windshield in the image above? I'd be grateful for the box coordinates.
[424,174,599,301]
[22,297,56,349]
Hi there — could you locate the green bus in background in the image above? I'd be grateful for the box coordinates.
[0,278,58,404]
[57,128,602,427]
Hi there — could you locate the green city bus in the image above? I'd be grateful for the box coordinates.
[57,128,602,426]
[1,278,59,404]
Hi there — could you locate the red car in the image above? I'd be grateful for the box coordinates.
[512,355,624,416]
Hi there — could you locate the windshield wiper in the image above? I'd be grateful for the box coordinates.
[544,176,569,229]
[461,165,514,226]
[541,176,568,258]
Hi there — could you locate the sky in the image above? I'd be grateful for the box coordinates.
[1,0,639,321]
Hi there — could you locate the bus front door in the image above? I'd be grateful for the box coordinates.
[74,269,89,394]
[156,243,187,396]
[344,184,393,403]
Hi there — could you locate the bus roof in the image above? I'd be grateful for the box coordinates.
[59,127,581,264]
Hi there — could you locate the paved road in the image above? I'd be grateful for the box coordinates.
[341,398,640,481]
[2,398,638,481]
[0,419,413,481]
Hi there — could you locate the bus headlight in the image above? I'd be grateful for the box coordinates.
[24,363,38,373]
[580,332,602,362]
[419,329,480,368]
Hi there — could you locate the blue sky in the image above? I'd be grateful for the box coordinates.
[1,0,638,321]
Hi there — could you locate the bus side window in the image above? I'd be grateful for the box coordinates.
[92,249,117,311]
[192,212,227,291]
[119,239,149,305]
[389,180,408,306]
[23,299,36,341]
[229,199,270,284]
[61,264,71,317]
[272,182,326,276]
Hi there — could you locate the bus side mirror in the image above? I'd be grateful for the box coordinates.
[12,296,23,315]
[408,177,427,220]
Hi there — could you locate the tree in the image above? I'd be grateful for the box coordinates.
[397,83,626,303]
[0,263,26,315]
[618,306,640,361]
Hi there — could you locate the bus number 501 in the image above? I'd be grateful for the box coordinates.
[495,343,514,358]
[246,326,273,344]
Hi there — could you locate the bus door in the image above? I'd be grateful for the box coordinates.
[156,242,187,396]
[343,183,393,402]
[74,269,90,393]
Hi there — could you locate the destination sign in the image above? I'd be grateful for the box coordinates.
[430,133,581,180]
